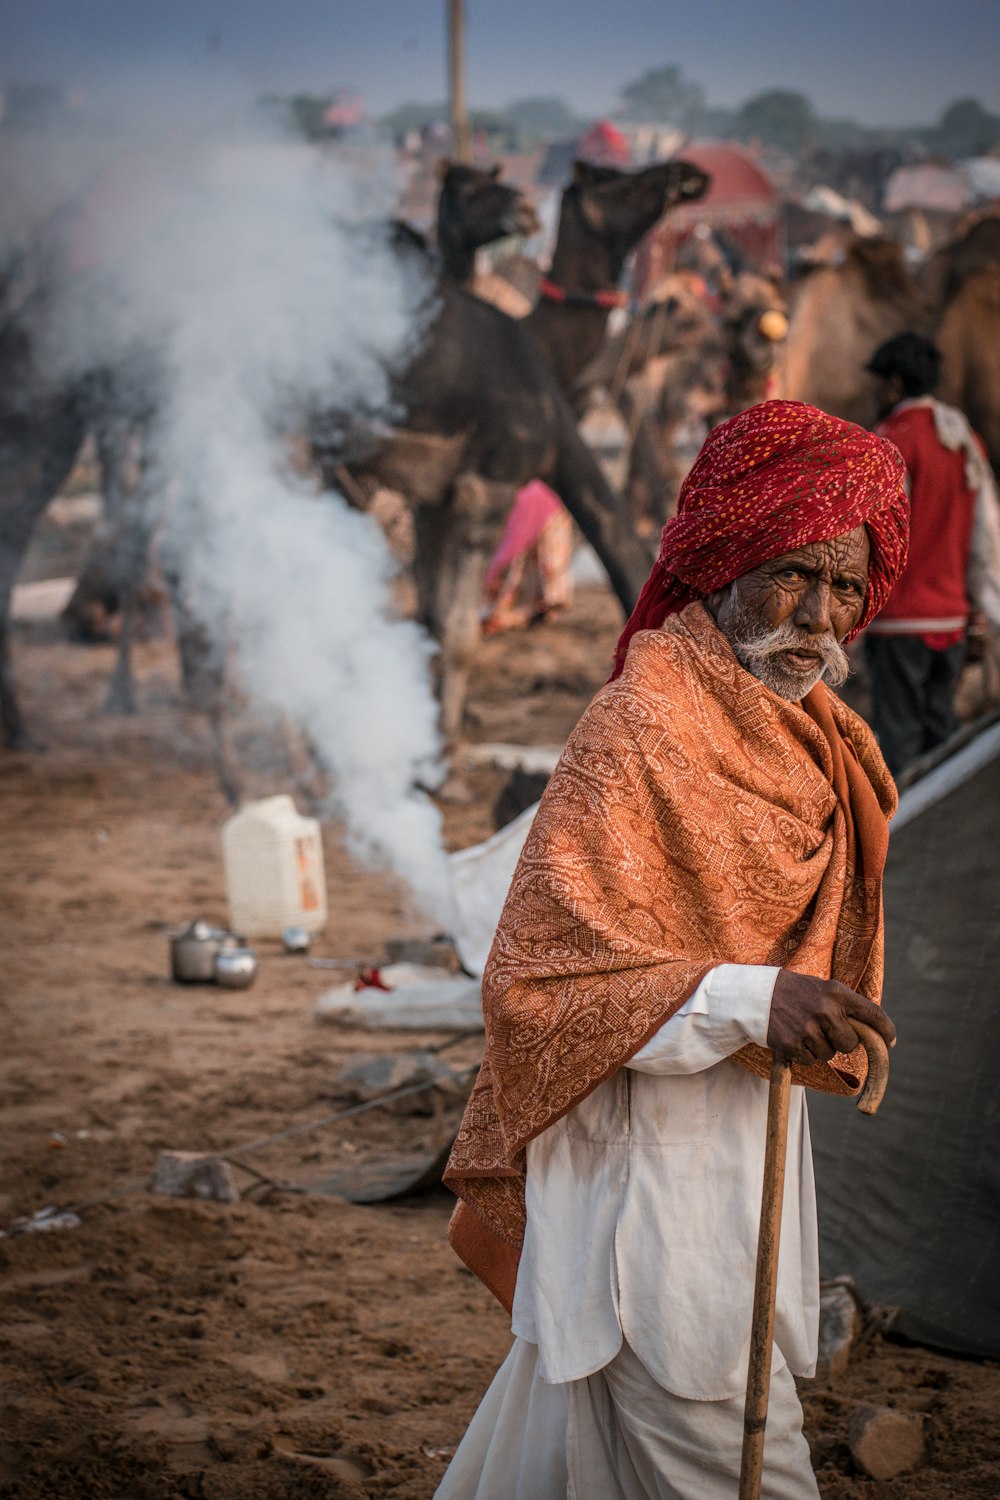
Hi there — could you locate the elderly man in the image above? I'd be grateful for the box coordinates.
[438,401,907,1499]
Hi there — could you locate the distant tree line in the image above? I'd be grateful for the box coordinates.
[261,63,1000,161]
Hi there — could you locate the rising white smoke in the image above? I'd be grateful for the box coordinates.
[12,85,455,917]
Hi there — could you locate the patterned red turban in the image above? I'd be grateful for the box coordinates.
[612,400,909,678]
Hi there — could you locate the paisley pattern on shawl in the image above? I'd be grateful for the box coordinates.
[445,602,896,1310]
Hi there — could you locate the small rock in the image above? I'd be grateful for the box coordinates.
[8,1206,82,1236]
[153,1151,240,1204]
[816,1281,859,1378]
[336,1051,465,1114]
[338,1050,465,1095]
[848,1402,927,1479]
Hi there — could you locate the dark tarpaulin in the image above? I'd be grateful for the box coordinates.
[810,743,1000,1358]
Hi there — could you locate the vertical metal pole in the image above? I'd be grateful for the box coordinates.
[448,0,471,162]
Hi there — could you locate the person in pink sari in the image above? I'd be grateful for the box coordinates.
[482,479,574,635]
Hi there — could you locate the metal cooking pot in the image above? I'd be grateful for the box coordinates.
[213,947,258,990]
[281,925,311,954]
[170,920,240,983]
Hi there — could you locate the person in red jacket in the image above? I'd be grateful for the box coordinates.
[865,332,1000,775]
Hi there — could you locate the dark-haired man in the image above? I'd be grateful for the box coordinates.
[865,332,1000,774]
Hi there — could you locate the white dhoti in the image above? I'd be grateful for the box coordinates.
[436,1337,818,1500]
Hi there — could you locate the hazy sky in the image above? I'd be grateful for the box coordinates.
[3,0,999,127]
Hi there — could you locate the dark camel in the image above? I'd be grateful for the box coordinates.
[312,247,655,738]
[434,161,539,283]
[522,158,709,396]
[322,158,709,739]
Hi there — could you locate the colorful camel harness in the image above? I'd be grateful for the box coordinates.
[537,276,629,311]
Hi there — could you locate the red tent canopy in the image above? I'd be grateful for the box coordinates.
[634,141,783,292]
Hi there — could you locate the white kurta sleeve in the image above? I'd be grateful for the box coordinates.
[625,964,779,1075]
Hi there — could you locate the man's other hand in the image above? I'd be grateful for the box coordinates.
[767,972,896,1066]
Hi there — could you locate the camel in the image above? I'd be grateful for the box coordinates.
[782,238,931,427]
[434,161,539,283]
[919,211,1000,310]
[782,216,1000,468]
[520,158,709,396]
[314,159,710,741]
[0,162,539,760]
[923,213,1000,472]
[936,266,1000,472]
[311,253,654,739]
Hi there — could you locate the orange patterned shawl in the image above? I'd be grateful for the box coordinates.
[445,603,897,1311]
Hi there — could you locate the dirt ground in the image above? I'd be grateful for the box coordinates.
[2,514,999,1500]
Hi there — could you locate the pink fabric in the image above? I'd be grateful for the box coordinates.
[485,481,564,593]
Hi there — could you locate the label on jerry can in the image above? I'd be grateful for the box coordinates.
[296,835,321,912]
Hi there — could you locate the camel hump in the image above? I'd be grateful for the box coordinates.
[845,238,914,301]
[941,212,1000,301]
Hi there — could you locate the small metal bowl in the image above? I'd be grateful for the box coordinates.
[281,925,311,954]
[213,947,258,990]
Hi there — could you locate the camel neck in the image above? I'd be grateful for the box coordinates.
[546,237,623,299]
[437,231,477,286]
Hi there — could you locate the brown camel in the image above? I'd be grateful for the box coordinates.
[783,217,1000,467]
[936,267,1000,472]
[782,238,931,427]
[924,212,1000,472]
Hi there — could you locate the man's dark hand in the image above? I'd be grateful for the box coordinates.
[767,971,896,1066]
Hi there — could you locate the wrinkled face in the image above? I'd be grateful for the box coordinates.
[706,528,870,701]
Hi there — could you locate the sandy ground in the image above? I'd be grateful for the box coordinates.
[2,517,1000,1499]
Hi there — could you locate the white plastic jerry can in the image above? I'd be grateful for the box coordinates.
[222,794,327,938]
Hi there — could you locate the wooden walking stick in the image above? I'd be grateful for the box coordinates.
[738,1021,890,1500]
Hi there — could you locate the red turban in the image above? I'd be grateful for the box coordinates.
[612,400,909,678]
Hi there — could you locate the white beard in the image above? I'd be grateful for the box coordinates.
[716,592,850,702]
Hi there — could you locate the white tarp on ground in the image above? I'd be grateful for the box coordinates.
[313,801,540,1031]
[447,802,538,976]
[315,963,484,1031]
